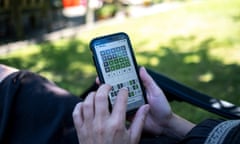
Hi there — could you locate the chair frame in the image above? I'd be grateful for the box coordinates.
[146,68,240,119]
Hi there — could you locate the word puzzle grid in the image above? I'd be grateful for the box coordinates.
[100,45,142,103]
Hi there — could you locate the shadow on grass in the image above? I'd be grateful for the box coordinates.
[139,37,240,101]
[0,38,96,95]
[137,36,240,122]
[1,36,239,122]
[232,13,240,22]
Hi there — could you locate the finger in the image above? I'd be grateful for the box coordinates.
[111,87,128,123]
[72,103,84,130]
[83,92,95,121]
[139,67,163,96]
[95,77,100,85]
[129,104,150,144]
[95,84,112,118]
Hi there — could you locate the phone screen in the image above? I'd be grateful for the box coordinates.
[91,33,146,113]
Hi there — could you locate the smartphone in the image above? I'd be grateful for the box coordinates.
[90,32,147,114]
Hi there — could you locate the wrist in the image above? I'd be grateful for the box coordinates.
[163,113,195,139]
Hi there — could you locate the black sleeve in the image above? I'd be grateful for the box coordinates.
[179,119,224,144]
[222,122,240,144]
[0,71,82,144]
[180,119,240,144]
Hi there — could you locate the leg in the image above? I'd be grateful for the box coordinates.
[0,65,83,144]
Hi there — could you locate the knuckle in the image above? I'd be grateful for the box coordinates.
[95,93,106,101]
[95,84,112,101]
[72,111,78,119]
[82,101,91,109]
[114,125,124,133]
[109,119,124,132]
[95,125,105,135]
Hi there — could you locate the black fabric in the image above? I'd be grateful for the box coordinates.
[140,119,225,144]
[179,119,224,144]
[140,135,179,144]
[221,121,240,144]
[0,71,82,144]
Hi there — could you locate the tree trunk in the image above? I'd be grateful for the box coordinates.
[42,1,52,32]
[86,0,95,26]
[10,0,23,39]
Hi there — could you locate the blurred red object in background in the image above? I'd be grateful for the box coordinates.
[62,0,87,7]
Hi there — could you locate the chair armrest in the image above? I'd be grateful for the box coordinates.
[146,68,240,119]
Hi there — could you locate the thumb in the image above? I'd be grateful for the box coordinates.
[140,67,163,97]
[129,104,150,144]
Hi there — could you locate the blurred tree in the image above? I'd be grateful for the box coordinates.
[10,0,23,39]
[86,0,103,26]
[86,0,95,26]
[42,1,52,32]
[0,0,63,41]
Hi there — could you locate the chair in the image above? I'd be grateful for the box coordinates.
[146,68,240,119]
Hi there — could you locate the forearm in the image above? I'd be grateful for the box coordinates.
[163,113,195,139]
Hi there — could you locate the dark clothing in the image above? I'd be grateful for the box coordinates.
[223,121,240,144]
[0,71,82,144]
[1,70,240,144]
[180,119,224,144]
[181,119,240,144]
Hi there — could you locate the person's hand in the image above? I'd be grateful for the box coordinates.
[72,84,149,144]
[139,67,195,138]
[139,67,172,135]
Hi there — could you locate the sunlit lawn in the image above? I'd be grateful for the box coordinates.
[1,0,240,123]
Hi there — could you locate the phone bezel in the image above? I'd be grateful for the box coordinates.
[90,32,147,115]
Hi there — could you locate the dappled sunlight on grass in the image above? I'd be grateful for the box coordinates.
[183,54,201,64]
[198,72,214,83]
[69,61,95,76]
[1,38,96,94]
[1,0,240,122]
[209,46,240,65]
[3,45,40,59]
[149,57,160,66]
[40,71,63,82]
[136,35,240,119]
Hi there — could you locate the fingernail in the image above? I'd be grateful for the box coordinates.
[121,87,128,91]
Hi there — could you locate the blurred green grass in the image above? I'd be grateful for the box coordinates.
[1,0,240,123]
